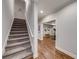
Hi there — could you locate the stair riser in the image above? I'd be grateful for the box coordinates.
[13,21,26,24]
[4,49,27,57]
[12,26,26,27]
[13,22,26,24]
[13,21,26,23]
[5,47,31,57]
[6,43,31,51]
[9,37,29,40]
[7,39,29,44]
[14,20,25,21]
[13,24,26,27]
[9,34,28,36]
[14,20,25,23]
[9,35,29,39]
[11,30,27,31]
[10,32,28,34]
[13,21,25,22]
[11,29,27,31]
[12,27,26,28]
[6,41,30,48]
[11,30,27,32]
[13,22,25,24]
[12,23,26,25]
[11,28,27,30]
[12,26,27,28]
[11,28,27,31]
[3,49,32,59]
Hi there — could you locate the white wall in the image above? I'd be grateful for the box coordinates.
[34,0,38,58]
[14,0,25,19]
[2,0,14,54]
[56,2,77,58]
[25,0,38,58]
[26,0,34,35]
[25,0,34,55]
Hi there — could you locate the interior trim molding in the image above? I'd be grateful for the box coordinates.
[14,18,25,20]
[56,46,76,59]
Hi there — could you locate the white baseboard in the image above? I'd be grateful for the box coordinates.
[38,37,43,40]
[56,46,76,59]
[33,53,38,59]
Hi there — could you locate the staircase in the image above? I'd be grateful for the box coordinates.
[3,18,33,59]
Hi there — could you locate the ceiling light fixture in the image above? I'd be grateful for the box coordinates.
[40,10,43,14]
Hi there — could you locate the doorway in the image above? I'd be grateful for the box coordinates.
[43,20,56,40]
[37,20,56,59]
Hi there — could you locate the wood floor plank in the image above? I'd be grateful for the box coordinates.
[30,37,74,59]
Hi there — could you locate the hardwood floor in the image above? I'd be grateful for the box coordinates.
[37,37,55,59]
[30,37,74,59]
[55,49,74,59]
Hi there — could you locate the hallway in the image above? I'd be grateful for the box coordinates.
[35,37,74,59]
[2,0,77,59]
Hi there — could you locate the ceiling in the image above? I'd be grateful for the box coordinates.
[44,20,56,25]
[38,0,76,19]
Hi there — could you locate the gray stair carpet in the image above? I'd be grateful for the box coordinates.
[3,18,33,59]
